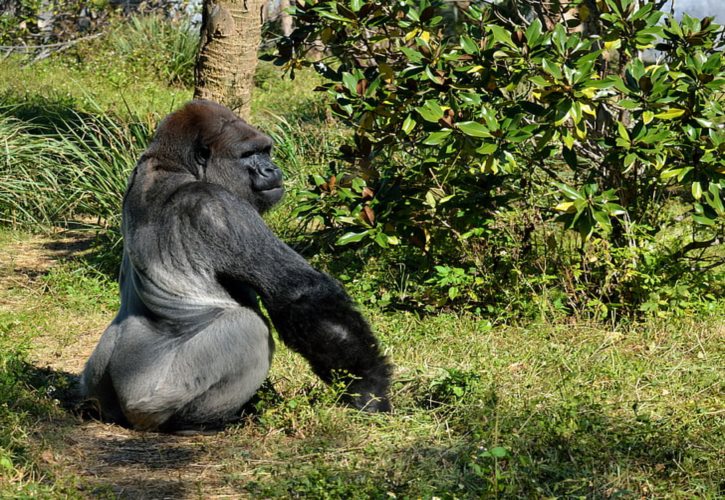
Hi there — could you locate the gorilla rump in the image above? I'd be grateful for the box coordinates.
[80,100,391,431]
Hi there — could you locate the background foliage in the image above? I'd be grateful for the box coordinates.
[270,0,725,320]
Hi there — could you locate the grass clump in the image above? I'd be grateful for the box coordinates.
[0,317,78,496]
[0,105,153,248]
[108,14,199,87]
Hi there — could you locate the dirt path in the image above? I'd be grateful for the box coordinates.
[0,232,105,374]
[1,233,247,499]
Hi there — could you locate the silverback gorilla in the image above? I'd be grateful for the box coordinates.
[80,100,391,431]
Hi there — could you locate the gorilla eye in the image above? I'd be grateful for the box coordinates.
[240,146,272,159]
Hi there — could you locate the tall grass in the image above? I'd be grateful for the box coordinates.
[0,108,154,238]
[0,118,75,225]
[110,15,199,86]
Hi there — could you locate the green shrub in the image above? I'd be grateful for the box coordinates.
[271,0,725,318]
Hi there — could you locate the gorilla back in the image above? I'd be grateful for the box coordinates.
[81,100,391,431]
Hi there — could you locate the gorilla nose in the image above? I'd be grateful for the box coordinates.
[258,164,282,181]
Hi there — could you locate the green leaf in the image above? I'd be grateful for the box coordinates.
[337,231,369,245]
[374,231,391,248]
[460,35,478,54]
[585,77,618,89]
[423,130,452,145]
[618,99,641,110]
[528,75,550,87]
[457,121,492,138]
[476,143,498,155]
[342,72,359,94]
[692,182,703,200]
[318,10,352,22]
[693,214,715,226]
[654,108,686,120]
[705,183,724,214]
[617,121,630,142]
[488,25,514,47]
[606,203,626,216]
[425,66,443,84]
[399,46,424,63]
[488,447,509,458]
[542,59,563,80]
[425,190,437,208]
[694,117,714,128]
[660,167,691,180]
[592,209,611,230]
[525,19,543,47]
[556,182,584,201]
[554,100,573,126]
[402,115,416,135]
[416,100,444,122]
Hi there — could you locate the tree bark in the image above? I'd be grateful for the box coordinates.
[194,0,265,120]
[278,0,292,37]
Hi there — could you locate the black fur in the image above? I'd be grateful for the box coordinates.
[81,100,392,431]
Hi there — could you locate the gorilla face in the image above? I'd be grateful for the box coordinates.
[205,114,285,214]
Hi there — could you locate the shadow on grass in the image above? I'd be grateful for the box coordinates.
[85,478,187,499]
[10,363,206,498]
[0,91,97,134]
[5,357,718,498]
[231,395,715,498]
[39,229,123,279]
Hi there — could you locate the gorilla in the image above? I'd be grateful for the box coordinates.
[80,100,391,432]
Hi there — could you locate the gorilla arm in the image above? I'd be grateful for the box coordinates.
[192,185,392,412]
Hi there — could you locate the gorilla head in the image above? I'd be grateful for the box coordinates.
[81,100,392,432]
[146,100,284,213]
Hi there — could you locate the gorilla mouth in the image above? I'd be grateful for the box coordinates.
[257,186,285,202]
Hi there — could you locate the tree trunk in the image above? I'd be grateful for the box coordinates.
[194,0,265,120]
[279,0,292,37]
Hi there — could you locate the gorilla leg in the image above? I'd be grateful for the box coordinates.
[84,309,273,430]
[81,323,129,425]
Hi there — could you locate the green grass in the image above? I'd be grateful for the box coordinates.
[0,235,722,497]
[0,55,191,121]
